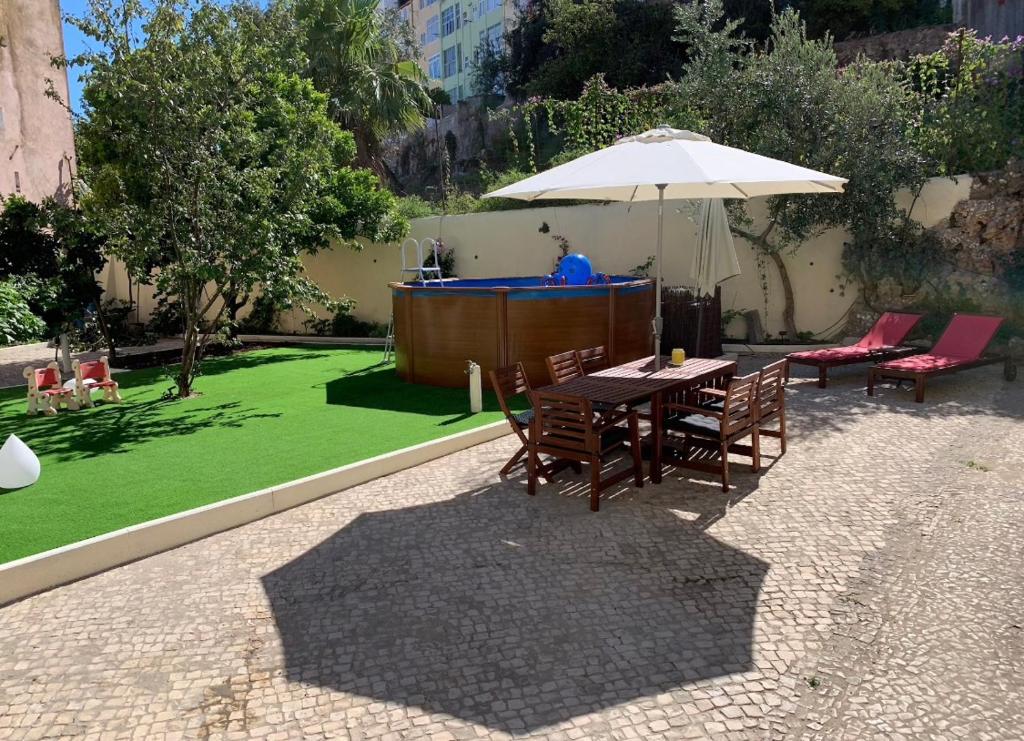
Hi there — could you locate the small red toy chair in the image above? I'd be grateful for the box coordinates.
[72,356,123,408]
[23,362,79,416]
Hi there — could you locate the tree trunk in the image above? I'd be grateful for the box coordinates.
[94,292,117,362]
[58,334,73,374]
[766,250,799,339]
[177,320,200,399]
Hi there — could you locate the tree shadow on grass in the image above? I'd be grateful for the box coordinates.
[5,398,281,464]
[262,478,768,734]
[325,368,507,417]
[113,348,338,387]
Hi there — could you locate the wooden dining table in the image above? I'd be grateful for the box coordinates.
[535,355,737,483]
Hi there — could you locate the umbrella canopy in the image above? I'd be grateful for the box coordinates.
[691,198,741,296]
[485,127,847,202]
[483,127,847,366]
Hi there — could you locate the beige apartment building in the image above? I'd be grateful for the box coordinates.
[0,0,76,204]
[399,0,517,103]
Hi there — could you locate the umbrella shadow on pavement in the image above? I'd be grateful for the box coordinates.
[262,482,768,733]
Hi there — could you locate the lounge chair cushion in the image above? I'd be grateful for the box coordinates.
[876,354,968,373]
[664,412,722,437]
[512,409,534,428]
[788,345,889,363]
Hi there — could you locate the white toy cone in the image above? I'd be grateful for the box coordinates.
[0,434,41,489]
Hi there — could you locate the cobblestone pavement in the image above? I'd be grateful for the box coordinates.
[0,339,183,389]
[0,357,1021,740]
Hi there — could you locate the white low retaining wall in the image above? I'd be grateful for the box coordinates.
[0,420,511,606]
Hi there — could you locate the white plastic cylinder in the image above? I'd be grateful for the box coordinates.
[467,360,482,414]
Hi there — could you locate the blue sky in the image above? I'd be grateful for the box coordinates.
[60,0,93,114]
[59,0,270,114]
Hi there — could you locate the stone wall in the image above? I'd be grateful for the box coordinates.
[834,24,955,65]
[934,159,1024,297]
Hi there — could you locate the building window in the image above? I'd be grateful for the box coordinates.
[424,14,439,43]
[441,4,460,36]
[428,54,442,79]
[486,23,502,49]
[485,0,501,12]
[400,7,410,22]
[447,86,459,104]
[443,46,458,77]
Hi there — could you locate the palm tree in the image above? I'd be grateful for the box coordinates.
[297,0,432,185]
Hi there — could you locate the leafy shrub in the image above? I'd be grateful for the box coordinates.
[0,279,47,346]
[331,307,387,338]
[904,31,1024,175]
[147,295,184,336]
[395,195,438,220]
[237,294,283,334]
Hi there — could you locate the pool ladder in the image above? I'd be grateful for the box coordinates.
[384,238,445,363]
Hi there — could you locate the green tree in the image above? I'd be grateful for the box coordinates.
[903,30,1024,175]
[792,0,951,42]
[673,2,928,336]
[298,0,432,183]
[505,0,685,100]
[0,195,113,352]
[69,0,406,398]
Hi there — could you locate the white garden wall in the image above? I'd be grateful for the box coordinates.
[99,175,971,339]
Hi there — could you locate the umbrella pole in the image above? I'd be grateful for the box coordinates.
[654,184,666,370]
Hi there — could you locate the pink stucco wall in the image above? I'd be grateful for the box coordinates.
[0,0,77,204]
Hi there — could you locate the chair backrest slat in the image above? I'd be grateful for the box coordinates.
[532,390,593,453]
[930,313,1004,360]
[722,372,759,436]
[489,362,530,425]
[546,350,584,385]
[757,359,786,418]
[577,345,609,374]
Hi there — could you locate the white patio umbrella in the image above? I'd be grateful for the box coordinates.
[484,126,847,367]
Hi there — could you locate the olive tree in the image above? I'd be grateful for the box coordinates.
[673,2,928,337]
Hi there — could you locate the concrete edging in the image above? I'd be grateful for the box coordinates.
[238,334,387,346]
[0,420,511,606]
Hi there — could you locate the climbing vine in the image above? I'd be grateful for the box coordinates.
[525,75,674,154]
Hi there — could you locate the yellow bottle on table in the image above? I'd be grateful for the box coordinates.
[671,348,686,365]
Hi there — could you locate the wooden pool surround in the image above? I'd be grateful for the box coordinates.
[391,278,656,388]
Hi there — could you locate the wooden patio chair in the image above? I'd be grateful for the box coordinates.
[527,390,643,512]
[867,313,1017,403]
[786,311,923,388]
[577,345,609,374]
[489,362,573,480]
[546,350,584,385]
[662,372,760,491]
[754,359,787,456]
[697,360,786,458]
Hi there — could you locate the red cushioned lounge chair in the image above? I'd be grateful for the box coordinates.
[867,313,1017,403]
[786,311,923,388]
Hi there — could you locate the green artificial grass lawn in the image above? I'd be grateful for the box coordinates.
[0,346,515,564]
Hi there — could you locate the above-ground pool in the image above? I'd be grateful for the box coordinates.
[391,276,655,388]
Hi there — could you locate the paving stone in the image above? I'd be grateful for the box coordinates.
[0,357,1021,739]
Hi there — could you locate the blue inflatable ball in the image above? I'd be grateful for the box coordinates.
[557,253,593,286]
